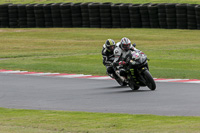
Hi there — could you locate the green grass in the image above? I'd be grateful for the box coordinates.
[0,28,200,79]
[2,0,200,4]
[0,107,200,133]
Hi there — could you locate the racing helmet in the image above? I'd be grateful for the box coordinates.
[120,37,131,51]
[105,39,116,52]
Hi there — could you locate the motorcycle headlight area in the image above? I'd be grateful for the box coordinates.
[131,52,140,60]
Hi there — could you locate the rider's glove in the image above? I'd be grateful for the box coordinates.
[119,61,126,65]
[113,62,118,67]
[130,47,135,51]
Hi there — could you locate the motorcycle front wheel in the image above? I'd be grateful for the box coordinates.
[142,70,156,90]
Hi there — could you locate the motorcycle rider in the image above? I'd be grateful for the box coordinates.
[113,37,140,77]
[102,39,116,76]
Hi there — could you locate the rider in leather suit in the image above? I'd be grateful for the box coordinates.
[102,39,116,75]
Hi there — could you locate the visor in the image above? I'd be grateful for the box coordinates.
[122,43,130,50]
[108,45,115,51]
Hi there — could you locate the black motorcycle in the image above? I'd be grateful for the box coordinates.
[124,50,156,90]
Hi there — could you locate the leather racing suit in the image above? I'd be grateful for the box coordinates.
[113,42,140,76]
[102,44,115,74]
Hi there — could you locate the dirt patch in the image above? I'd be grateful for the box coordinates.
[0,58,8,60]
[0,29,29,32]
[0,30,6,32]
[14,30,27,32]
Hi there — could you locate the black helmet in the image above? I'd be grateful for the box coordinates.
[105,39,116,52]
[120,37,131,51]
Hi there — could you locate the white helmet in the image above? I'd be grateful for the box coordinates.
[120,37,131,51]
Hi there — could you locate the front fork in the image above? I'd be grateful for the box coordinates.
[128,66,148,85]
[128,68,140,85]
[138,67,150,85]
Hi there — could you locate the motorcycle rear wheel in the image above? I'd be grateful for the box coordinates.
[143,70,156,90]
[128,80,140,90]
[115,77,127,86]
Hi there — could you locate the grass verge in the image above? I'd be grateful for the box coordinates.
[0,107,200,133]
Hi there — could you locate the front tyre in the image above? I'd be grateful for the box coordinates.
[143,70,156,90]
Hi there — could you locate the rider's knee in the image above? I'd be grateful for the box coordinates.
[119,69,126,76]
[107,66,114,74]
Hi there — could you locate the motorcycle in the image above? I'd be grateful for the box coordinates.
[107,48,156,91]
[124,50,156,90]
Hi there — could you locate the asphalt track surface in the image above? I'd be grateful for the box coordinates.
[0,73,200,116]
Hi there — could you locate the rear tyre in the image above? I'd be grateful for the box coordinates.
[143,70,156,90]
[128,79,140,90]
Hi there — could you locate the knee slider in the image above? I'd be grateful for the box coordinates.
[120,69,126,76]
[107,66,114,74]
